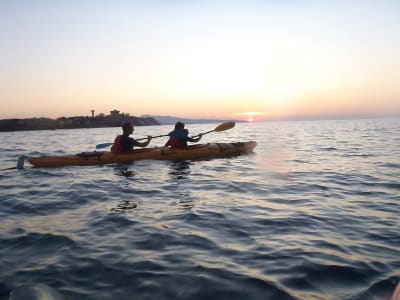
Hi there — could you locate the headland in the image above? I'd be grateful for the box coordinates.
[0,109,159,132]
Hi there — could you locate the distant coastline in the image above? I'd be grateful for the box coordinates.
[0,109,159,132]
[2,110,397,132]
[0,109,243,132]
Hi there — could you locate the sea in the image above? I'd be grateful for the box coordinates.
[0,118,399,300]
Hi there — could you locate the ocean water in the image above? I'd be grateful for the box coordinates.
[0,119,399,300]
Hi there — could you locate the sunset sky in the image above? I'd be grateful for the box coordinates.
[1,1,399,121]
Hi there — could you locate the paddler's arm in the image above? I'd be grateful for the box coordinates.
[134,136,152,147]
[165,138,171,147]
[188,133,202,143]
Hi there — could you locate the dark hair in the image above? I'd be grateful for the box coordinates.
[122,122,132,131]
[175,122,184,130]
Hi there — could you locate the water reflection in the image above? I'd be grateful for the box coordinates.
[111,200,138,212]
[168,161,194,209]
[113,165,136,178]
[178,198,194,210]
[168,161,191,180]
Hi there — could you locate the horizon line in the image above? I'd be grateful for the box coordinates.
[1,112,399,123]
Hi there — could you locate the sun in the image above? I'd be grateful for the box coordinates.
[236,111,264,122]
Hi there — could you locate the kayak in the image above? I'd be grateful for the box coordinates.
[27,141,257,168]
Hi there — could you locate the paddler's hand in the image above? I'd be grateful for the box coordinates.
[140,136,152,147]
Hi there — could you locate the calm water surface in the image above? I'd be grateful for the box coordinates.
[0,119,399,300]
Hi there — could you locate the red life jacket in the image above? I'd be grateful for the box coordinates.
[169,137,186,149]
[111,135,122,153]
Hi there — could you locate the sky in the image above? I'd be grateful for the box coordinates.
[0,0,399,121]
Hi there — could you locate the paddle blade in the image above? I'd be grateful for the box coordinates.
[96,142,113,149]
[214,121,235,132]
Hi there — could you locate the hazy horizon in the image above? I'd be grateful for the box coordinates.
[1,111,399,124]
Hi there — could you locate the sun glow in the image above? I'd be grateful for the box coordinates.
[236,111,264,122]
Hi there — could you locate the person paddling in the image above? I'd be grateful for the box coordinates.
[111,122,152,153]
[165,121,202,149]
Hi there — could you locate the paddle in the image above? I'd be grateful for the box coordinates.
[95,121,235,149]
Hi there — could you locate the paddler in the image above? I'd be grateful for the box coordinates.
[165,121,202,149]
[111,122,152,153]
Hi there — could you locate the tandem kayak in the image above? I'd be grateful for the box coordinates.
[26,141,257,168]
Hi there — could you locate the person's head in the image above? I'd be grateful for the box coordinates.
[175,122,185,130]
[122,122,133,135]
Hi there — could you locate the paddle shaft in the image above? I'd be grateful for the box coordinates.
[191,129,214,138]
[136,134,168,141]
[97,132,199,149]
[139,121,235,140]
[95,134,166,149]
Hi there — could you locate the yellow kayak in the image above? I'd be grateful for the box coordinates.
[27,141,257,168]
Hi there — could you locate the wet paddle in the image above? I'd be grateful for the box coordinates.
[95,121,235,149]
